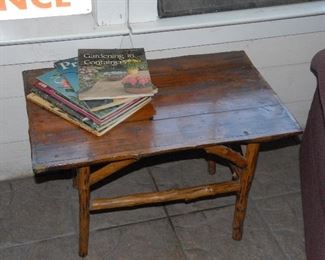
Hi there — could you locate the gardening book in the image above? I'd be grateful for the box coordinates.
[78,48,157,100]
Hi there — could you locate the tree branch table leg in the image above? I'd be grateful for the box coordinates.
[232,143,260,240]
[207,160,216,175]
[77,166,91,257]
[73,170,79,189]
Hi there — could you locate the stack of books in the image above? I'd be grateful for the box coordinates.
[27,48,157,136]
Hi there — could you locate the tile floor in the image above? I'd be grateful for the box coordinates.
[0,140,305,260]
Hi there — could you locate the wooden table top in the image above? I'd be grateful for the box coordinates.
[23,51,302,173]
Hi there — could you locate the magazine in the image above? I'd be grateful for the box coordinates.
[36,70,132,115]
[36,71,120,119]
[78,48,157,100]
[33,80,149,125]
[27,92,152,136]
[54,57,79,92]
[53,61,125,111]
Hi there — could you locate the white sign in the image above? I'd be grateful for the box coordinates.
[0,0,92,20]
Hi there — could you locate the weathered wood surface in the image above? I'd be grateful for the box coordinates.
[23,51,302,173]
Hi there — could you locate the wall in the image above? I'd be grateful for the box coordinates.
[0,14,324,180]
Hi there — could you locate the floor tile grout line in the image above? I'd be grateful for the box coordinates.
[88,215,170,234]
[250,189,305,259]
[250,199,298,260]
[0,231,77,251]
[0,178,78,251]
[0,217,173,252]
[87,200,237,234]
[251,190,302,202]
[147,167,189,259]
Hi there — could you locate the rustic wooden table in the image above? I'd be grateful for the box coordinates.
[23,51,302,257]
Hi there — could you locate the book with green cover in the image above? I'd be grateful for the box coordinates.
[78,48,157,100]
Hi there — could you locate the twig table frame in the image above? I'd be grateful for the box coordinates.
[23,51,302,257]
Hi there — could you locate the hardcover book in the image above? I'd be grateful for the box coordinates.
[78,48,157,100]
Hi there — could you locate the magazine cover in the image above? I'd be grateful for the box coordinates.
[36,70,122,120]
[54,59,120,111]
[37,69,82,105]
[54,57,79,92]
[78,48,157,100]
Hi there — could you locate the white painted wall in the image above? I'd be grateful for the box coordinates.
[0,12,324,180]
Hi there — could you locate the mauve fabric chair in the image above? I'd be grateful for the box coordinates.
[300,49,325,260]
